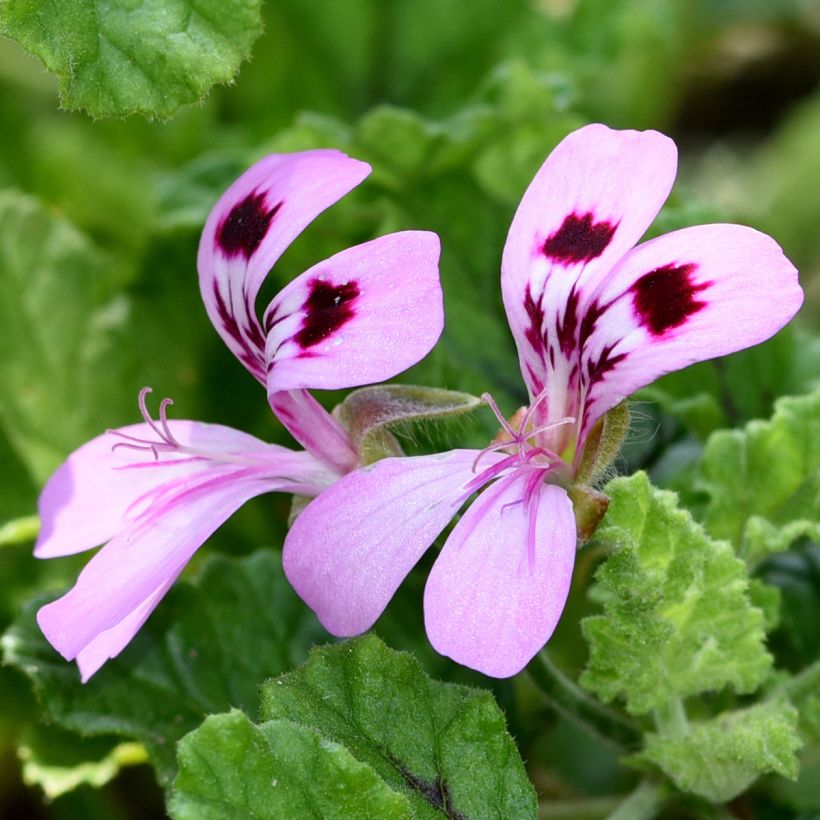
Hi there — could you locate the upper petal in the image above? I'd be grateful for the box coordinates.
[501,124,677,406]
[37,464,295,666]
[264,231,443,392]
[576,223,803,441]
[424,474,576,678]
[35,420,287,559]
[283,450,488,637]
[198,150,371,382]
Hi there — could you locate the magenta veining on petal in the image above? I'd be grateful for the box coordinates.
[543,212,617,265]
[295,278,360,348]
[216,190,283,260]
[631,263,711,336]
[211,282,266,373]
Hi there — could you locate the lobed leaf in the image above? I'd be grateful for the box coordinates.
[260,635,536,819]
[2,551,326,784]
[169,711,412,819]
[637,700,801,803]
[0,0,264,118]
[696,389,820,564]
[580,472,771,715]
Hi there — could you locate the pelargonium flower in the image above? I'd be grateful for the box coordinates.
[283,124,803,678]
[36,149,443,681]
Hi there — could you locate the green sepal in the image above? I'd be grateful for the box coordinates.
[636,700,802,803]
[575,401,630,485]
[580,472,771,715]
[169,711,412,820]
[260,635,537,819]
[567,484,610,546]
[335,385,482,465]
[696,389,820,565]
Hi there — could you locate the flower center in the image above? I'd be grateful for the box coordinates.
[452,393,575,509]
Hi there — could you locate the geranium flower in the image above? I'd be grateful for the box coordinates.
[283,124,803,678]
[35,150,443,681]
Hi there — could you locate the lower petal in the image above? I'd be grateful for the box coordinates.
[37,466,289,672]
[35,420,288,559]
[424,475,576,678]
[283,450,488,637]
[74,575,176,682]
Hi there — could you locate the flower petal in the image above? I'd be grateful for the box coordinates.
[74,575,176,682]
[37,465,296,669]
[35,421,286,559]
[264,231,443,392]
[283,450,490,636]
[424,474,576,678]
[268,389,358,472]
[501,124,677,408]
[198,150,371,382]
[576,224,803,439]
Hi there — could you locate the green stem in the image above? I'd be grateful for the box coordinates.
[769,658,820,704]
[538,796,621,820]
[528,651,643,751]
[605,780,667,820]
[653,698,688,740]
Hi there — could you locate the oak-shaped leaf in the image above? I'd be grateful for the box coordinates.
[697,389,820,565]
[637,700,801,803]
[580,472,771,715]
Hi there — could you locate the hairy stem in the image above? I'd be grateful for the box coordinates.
[769,658,820,704]
[653,698,689,740]
[528,651,642,751]
[605,780,668,820]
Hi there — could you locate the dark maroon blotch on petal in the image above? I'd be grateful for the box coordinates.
[543,212,617,265]
[295,278,360,348]
[631,263,710,337]
[216,191,282,260]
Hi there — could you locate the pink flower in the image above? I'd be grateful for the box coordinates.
[36,150,443,681]
[282,124,803,678]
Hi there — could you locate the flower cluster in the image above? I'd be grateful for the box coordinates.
[36,126,802,681]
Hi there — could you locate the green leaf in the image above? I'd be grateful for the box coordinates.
[637,700,801,803]
[335,384,482,464]
[0,0,264,118]
[697,390,820,564]
[0,515,39,547]
[580,472,771,715]
[2,551,326,784]
[0,190,129,481]
[260,635,536,819]
[169,711,412,819]
[18,724,147,800]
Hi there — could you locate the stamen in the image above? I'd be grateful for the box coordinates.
[481,392,517,441]
[518,388,551,437]
[138,387,168,442]
[157,397,181,448]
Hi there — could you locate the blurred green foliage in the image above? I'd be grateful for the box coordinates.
[0,0,818,816]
